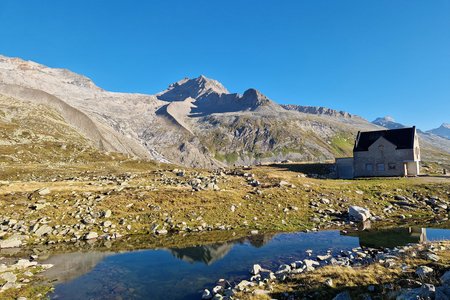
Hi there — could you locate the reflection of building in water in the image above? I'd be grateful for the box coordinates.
[169,243,233,265]
[409,227,427,243]
[352,227,427,248]
[42,252,112,283]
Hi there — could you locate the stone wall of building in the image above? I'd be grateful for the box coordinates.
[353,136,416,177]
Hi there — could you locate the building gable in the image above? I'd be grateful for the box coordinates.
[354,127,416,152]
[367,136,398,152]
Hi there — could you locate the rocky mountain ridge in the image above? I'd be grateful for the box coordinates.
[0,54,449,167]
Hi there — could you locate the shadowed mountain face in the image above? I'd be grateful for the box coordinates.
[157,75,282,116]
[0,54,449,168]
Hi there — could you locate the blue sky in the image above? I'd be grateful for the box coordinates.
[0,1,448,130]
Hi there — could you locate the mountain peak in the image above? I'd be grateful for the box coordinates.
[242,88,271,106]
[373,116,395,123]
[157,75,229,101]
[372,116,406,129]
[428,123,450,139]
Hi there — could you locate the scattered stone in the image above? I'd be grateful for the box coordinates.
[156,229,168,235]
[103,210,112,218]
[37,187,51,196]
[84,231,98,240]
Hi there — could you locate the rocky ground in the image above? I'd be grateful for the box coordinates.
[210,241,450,300]
[0,161,449,299]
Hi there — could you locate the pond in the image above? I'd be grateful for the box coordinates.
[47,226,450,300]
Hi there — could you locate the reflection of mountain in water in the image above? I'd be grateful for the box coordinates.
[168,243,234,265]
[42,252,112,283]
[353,227,426,248]
[246,234,275,248]
[168,234,275,265]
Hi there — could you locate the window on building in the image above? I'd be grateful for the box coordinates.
[365,163,373,171]
[377,163,385,171]
[388,163,396,170]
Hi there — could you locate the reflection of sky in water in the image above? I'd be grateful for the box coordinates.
[427,228,450,241]
[50,228,450,300]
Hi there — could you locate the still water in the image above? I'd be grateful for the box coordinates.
[48,227,450,300]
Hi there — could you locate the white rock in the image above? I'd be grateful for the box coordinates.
[37,187,51,196]
[0,236,22,248]
[84,231,98,240]
[250,264,262,275]
[201,289,212,299]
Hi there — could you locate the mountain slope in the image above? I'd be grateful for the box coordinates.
[0,54,448,168]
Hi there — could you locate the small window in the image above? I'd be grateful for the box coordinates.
[365,163,373,171]
[388,163,396,170]
[377,163,385,171]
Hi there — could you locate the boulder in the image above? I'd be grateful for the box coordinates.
[348,206,371,222]
[34,225,52,237]
[415,266,433,278]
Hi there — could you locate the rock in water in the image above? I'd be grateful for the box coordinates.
[201,289,212,299]
[250,264,262,275]
[348,206,371,222]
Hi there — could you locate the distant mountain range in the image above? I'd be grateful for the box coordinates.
[0,54,449,167]
[372,116,450,140]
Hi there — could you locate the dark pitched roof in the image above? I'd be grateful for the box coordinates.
[353,126,416,152]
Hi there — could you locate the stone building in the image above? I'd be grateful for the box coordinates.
[336,126,420,178]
